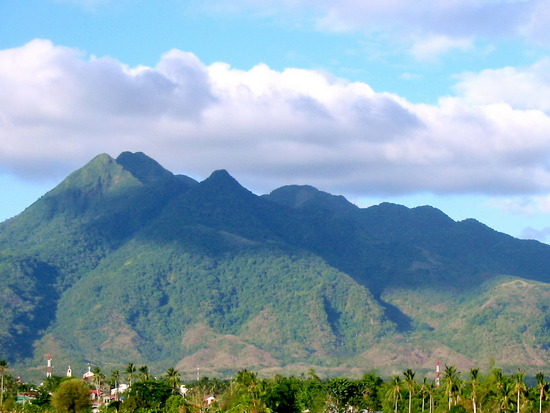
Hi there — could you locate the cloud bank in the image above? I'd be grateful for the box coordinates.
[195,0,550,58]
[2,39,550,197]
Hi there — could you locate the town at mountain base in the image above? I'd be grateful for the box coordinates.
[2,359,549,413]
[0,152,548,381]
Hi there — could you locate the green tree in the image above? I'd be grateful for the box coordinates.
[265,375,300,413]
[403,369,416,413]
[535,372,547,413]
[296,369,325,413]
[443,365,459,411]
[385,376,402,413]
[419,377,429,412]
[499,381,513,412]
[360,372,383,412]
[42,375,66,396]
[325,378,361,413]
[33,385,53,407]
[227,370,270,413]
[512,370,526,413]
[491,368,510,412]
[91,366,105,397]
[138,365,149,382]
[426,381,436,413]
[50,379,91,413]
[0,359,7,412]
[164,367,181,393]
[125,363,136,387]
[109,369,121,400]
[164,394,186,413]
[469,368,479,413]
[124,380,172,412]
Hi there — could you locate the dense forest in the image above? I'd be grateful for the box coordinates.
[0,359,549,413]
[0,152,548,379]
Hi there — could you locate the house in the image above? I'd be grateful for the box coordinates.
[16,393,36,404]
[90,389,113,412]
[111,383,129,399]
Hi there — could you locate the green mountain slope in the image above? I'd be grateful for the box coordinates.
[0,152,195,361]
[0,152,548,379]
[378,275,549,371]
[37,245,392,373]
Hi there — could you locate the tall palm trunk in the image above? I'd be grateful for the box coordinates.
[470,368,479,413]
[513,370,525,413]
[0,359,7,412]
[0,373,3,411]
[536,372,545,413]
[403,369,415,413]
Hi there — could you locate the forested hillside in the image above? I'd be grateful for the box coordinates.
[0,152,548,380]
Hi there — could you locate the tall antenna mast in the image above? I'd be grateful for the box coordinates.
[46,354,52,378]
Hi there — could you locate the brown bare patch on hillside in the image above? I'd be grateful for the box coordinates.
[176,332,279,377]
[99,312,142,359]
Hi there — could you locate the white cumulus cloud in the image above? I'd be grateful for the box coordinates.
[2,40,550,198]
[454,59,550,112]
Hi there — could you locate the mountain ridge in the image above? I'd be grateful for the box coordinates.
[0,152,548,380]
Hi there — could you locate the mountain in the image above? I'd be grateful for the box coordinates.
[0,152,548,381]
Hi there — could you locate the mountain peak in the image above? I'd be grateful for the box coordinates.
[265,184,356,214]
[202,169,250,193]
[116,151,174,184]
[52,153,134,194]
[90,153,115,165]
[208,169,236,181]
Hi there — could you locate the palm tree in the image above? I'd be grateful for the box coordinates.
[443,365,459,411]
[420,377,429,412]
[110,369,121,400]
[125,363,136,387]
[91,366,105,397]
[491,368,511,412]
[499,380,513,412]
[469,368,479,413]
[231,370,270,413]
[386,376,402,413]
[165,367,181,392]
[427,382,436,413]
[512,370,526,413]
[535,372,547,413]
[138,365,149,382]
[403,369,416,413]
[0,359,7,412]
[493,368,505,388]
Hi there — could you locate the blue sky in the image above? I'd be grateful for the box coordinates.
[2,0,550,242]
